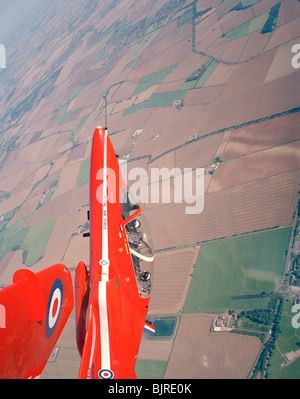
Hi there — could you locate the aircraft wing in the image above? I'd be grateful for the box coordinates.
[0,264,73,379]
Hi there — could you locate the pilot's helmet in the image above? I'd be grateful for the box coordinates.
[128,219,141,230]
[140,271,150,281]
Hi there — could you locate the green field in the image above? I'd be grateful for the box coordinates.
[0,215,56,269]
[77,158,90,187]
[184,228,292,313]
[56,85,93,125]
[267,296,300,378]
[241,0,261,6]
[0,212,28,264]
[133,65,177,96]
[195,59,218,88]
[225,10,270,40]
[226,21,250,40]
[276,358,300,379]
[73,114,91,137]
[178,7,194,27]
[182,57,218,89]
[0,223,29,265]
[136,359,168,379]
[123,89,187,115]
[21,218,56,266]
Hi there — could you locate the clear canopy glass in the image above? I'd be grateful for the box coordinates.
[121,188,154,297]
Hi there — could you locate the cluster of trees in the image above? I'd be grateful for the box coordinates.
[240,295,278,325]
[243,308,273,325]
[185,58,215,82]
[231,291,272,301]
[0,192,10,202]
[195,7,212,18]
[261,3,281,34]
[0,135,20,152]
[291,256,300,286]
[253,297,283,378]
[230,2,251,12]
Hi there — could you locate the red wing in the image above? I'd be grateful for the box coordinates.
[0,264,73,379]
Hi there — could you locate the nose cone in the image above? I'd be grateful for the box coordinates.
[92,126,106,162]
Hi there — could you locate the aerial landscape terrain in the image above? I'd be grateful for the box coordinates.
[0,0,299,379]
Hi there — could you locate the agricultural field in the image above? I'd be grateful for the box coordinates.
[267,296,300,378]
[165,314,261,378]
[149,247,199,313]
[225,10,270,40]
[184,228,291,313]
[133,65,177,95]
[0,216,56,285]
[0,0,299,379]
[144,171,299,251]
[21,219,56,267]
[136,359,168,379]
[76,158,90,187]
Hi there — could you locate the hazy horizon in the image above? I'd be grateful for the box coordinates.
[0,0,41,44]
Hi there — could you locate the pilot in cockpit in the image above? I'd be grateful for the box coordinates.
[121,188,154,297]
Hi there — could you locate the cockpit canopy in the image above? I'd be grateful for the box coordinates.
[121,188,154,298]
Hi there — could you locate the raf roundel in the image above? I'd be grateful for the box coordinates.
[46,279,63,338]
[98,369,114,379]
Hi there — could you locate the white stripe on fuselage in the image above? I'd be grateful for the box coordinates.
[98,280,110,370]
[98,129,111,372]
[101,129,109,271]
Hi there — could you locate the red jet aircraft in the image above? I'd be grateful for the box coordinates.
[75,126,155,379]
[0,125,154,379]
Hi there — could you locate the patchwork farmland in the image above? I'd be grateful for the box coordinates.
[0,0,299,379]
